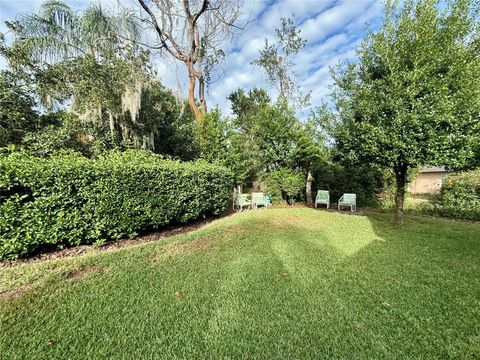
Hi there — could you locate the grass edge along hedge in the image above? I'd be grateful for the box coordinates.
[0,150,232,260]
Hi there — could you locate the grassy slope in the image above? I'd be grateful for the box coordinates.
[1,208,479,359]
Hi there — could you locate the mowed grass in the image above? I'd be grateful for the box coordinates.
[1,208,479,359]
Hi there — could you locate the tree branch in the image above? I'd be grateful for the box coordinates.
[137,0,186,61]
[212,9,253,30]
[114,32,164,50]
[193,0,209,25]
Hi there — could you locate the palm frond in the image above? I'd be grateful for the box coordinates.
[10,0,145,62]
[38,0,77,30]
[116,9,141,42]
[81,3,115,52]
[16,0,81,62]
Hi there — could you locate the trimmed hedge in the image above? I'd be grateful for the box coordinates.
[0,150,232,260]
[429,168,480,221]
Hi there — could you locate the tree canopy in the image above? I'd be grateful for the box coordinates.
[330,0,480,224]
[0,0,478,219]
[252,17,310,108]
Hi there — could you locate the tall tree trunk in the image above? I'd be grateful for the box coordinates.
[306,168,313,207]
[394,164,408,226]
[195,54,207,113]
[198,73,207,113]
[187,61,203,122]
[150,132,155,151]
[108,112,115,138]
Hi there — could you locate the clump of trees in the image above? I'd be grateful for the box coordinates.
[1,0,479,226]
[327,0,480,224]
[0,0,202,156]
[224,87,324,204]
[2,0,152,146]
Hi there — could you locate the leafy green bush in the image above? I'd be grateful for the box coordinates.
[428,169,480,220]
[264,168,305,204]
[377,168,419,210]
[313,159,386,207]
[21,112,113,157]
[0,150,232,260]
[0,70,39,147]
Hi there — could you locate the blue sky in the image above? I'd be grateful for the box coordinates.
[0,0,384,115]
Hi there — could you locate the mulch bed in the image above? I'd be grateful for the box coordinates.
[1,212,234,268]
[3,206,474,268]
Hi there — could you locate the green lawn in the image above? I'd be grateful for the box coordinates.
[1,208,479,359]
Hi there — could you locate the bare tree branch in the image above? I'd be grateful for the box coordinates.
[114,32,164,50]
[135,0,245,121]
[193,0,209,25]
[137,0,186,61]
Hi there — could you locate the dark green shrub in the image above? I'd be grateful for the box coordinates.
[0,150,232,260]
[264,168,304,204]
[0,70,39,147]
[429,169,480,220]
[21,112,108,157]
[313,160,386,207]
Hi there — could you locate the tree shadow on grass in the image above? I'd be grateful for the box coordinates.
[335,212,480,358]
[1,209,479,359]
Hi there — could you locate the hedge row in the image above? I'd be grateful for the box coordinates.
[0,150,232,260]
[428,168,480,221]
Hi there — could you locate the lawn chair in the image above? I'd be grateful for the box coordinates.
[233,194,251,212]
[252,192,271,209]
[315,190,330,209]
[338,193,356,212]
[265,194,272,208]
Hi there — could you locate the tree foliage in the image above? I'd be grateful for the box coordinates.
[252,17,310,108]
[224,88,324,202]
[21,111,116,157]
[7,0,139,62]
[331,0,480,224]
[0,71,39,147]
[140,82,199,160]
[264,167,305,205]
[430,168,480,220]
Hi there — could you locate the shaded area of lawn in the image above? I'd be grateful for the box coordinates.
[1,209,479,359]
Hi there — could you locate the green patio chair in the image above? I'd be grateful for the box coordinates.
[315,190,330,209]
[233,194,251,212]
[252,192,271,209]
[338,193,356,212]
[265,194,272,207]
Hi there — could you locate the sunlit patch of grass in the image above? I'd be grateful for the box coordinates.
[1,208,479,359]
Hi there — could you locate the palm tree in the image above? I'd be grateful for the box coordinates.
[15,0,140,62]
[9,0,155,148]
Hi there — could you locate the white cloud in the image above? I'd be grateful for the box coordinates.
[300,0,368,43]
[206,0,382,116]
[0,0,384,118]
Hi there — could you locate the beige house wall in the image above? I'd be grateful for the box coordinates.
[409,172,445,194]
